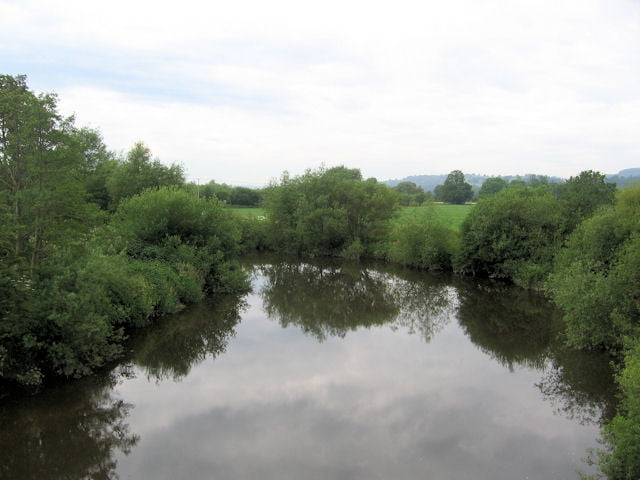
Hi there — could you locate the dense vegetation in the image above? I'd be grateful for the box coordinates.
[0,75,247,385]
[261,166,398,258]
[2,75,639,479]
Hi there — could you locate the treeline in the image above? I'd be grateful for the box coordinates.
[0,75,248,386]
[187,181,262,207]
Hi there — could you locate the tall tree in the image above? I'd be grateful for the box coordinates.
[437,170,473,204]
[0,75,97,277]
[106,142,184,209]
[478,177,507,199]
[72,127,117,210]
[556,170,616,231]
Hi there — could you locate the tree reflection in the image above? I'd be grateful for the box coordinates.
[255,261,399,340]
[455,278,618,425]
[129,295,244,381]
[537,347,618,425]
[0,369,138,480]
[456,280,562,371]
[254,258,455,342]
[374,264,457,342]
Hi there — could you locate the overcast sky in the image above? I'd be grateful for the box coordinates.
[1,0,639,185]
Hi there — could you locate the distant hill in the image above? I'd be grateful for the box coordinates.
[616,168,640,177]
[384,173,564,193]
[384,169,639,192]
[606,169,640,188]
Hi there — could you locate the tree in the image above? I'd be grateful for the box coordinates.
[456,187,563,287]
[556,170,616,231]
[478,177,507,199]
[0,74,99,277]
[106,142,184,209]
[547,184,640,349]
[393,181,428,206]
[72,127,117,210]
[263,166,398,257]
[436,170,473,204]
[229,186,261,206]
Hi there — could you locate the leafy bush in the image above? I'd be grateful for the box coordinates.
[387,208,459,270]
[455,187,563,288]
[588,342,640,479]
[235,215,270,252]
[113,187,247,292]
[263,166,398,257]
[0,188,249,385]
[547,185,640,350]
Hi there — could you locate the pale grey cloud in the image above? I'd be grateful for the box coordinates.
[1,0,638,184]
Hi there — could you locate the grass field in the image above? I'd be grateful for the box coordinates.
[229,207,266,217]
[396,204,474,230]
[229,204,474,230]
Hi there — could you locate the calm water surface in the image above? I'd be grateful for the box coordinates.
[0,256,617,479]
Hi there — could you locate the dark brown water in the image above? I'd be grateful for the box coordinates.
[0,256,617,479]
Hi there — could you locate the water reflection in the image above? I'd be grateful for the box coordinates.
[454,279,618,425]
[456,281,562,371]
[0,369,138,480]
[255,258,456,342]
[537,347,618,424]
[254,257,617,427]
[128,295,244,381]
[0,258,621,480]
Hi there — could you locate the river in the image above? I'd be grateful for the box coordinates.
[0,255,617,479]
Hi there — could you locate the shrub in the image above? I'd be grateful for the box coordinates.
[547,185,640,350]
[589,342,640,479]
[387,208,458,270]
[113,187,247,293]
[455,187,563,288]
[262,166,398,257]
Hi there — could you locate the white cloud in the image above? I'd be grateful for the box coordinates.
[2,0,639,184]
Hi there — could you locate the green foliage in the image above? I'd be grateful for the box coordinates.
[557,170,616,232]
[0,77,250,386]
[478,177,507,199]
[456,187,563,287]
[545,184,640,479]
[230,186,261,206]
[233,215,269,252]
[192,181,262,207]
[263,166,398,257]
[72,127,117,210]
[434,170,474,204]
[547,185,640,349]
[387,207,459,270]
[588,342,640,479]
[0,74,101,278]
[113,187,247,292]
[106,142,184,209]
[393,181,429,206]
[198,181,232,202]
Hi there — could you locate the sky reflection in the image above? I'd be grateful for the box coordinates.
[112,260,611,480]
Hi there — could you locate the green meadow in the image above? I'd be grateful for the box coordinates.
[396,204,474,230]
[230,204,474,230]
